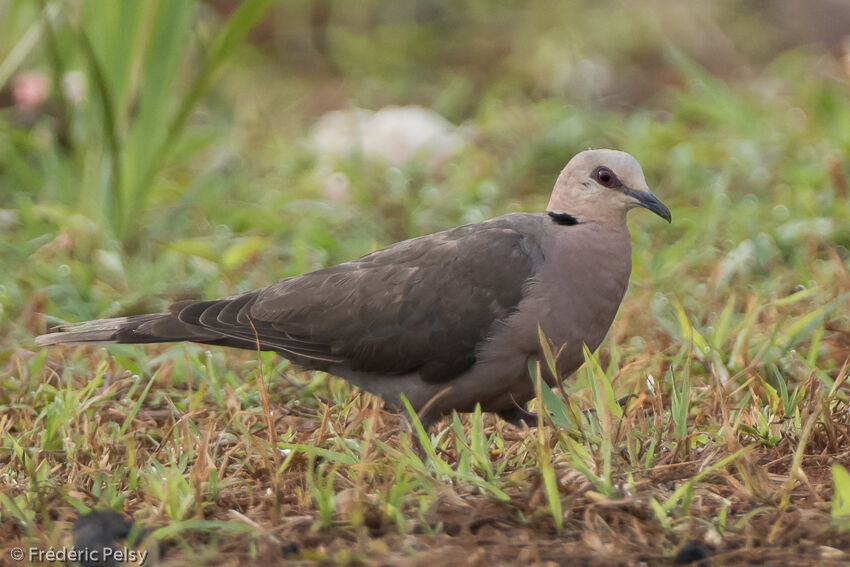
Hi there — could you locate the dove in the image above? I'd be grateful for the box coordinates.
[37,149,670,429]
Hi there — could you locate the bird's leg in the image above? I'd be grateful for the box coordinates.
[400,407,441,458]
[498,404,538,427]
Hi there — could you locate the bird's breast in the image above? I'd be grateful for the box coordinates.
[531,224,632,374]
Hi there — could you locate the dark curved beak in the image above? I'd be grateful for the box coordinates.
[624,187,671,223]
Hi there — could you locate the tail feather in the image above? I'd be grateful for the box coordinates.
[35,313,221,347]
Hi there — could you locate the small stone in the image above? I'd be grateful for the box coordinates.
[280,541,299,558]
[819,546,845,560]
[674,539,710,564]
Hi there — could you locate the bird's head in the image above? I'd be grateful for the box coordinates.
[547,149,671,225]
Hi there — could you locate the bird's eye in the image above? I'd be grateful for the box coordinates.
[593,167,618,188]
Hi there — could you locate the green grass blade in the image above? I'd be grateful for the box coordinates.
[662,447,749,513]
[163,0,273,153]
[399,395,451,475]
[119,371,159,437]
[831,465,850,529]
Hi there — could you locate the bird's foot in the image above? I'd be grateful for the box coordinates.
[498,405,538,427]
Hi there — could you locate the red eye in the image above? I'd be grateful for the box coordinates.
[594,167,618,187]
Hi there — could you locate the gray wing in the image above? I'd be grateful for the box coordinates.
[177,214,546,382]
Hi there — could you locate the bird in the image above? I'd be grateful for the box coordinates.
[36,149,670,430]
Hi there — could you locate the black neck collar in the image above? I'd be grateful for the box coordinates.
[548,211,580,225]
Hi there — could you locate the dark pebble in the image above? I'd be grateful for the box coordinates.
[674,539,710,564]
[71,510,134,567]
[280,541,299,558]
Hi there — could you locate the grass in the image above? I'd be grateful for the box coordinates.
[2,1,850,565]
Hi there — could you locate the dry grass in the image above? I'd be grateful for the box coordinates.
[2,283,850,565]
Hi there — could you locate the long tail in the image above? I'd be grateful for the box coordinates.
[35,312,221,347]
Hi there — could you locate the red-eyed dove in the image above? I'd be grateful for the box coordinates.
[37,149,670,429]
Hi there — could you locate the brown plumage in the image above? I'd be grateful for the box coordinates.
[37,149,670,429]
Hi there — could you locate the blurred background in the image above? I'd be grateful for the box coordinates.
[1,0,849,355]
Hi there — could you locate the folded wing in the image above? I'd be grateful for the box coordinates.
[38,215,544,383]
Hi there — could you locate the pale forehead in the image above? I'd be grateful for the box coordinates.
[566,149,645,180]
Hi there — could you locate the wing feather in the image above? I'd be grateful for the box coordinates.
[236,214,545,381]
